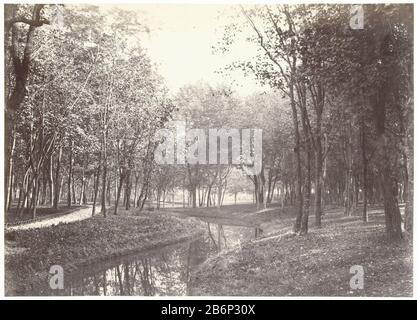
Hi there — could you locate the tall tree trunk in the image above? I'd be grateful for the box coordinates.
[83,178,88,204]
[101,132,107,217]
[371,25,403,240]
[290,81,303,233]
[372,94,402,239]
[253,176,259,205]
[344,123,353,216]
[6,127,16,211]
[67,139,73,208]
[380,163,402,240]
[79,169,85,205]
[206,186,212,207]
[191,186,197,208]
[107,178,111,206]
[361,116,369,222]
[258,166,266,210]
[266,169,273,204]
[217,167,222,209]
[404,130,413,234]
[16,182,23,212]
[92,141,102,216]
[48,155,54,206]
[114,170,125,215]
[314,139,323,227]
[133,173,139,208]
[125,169,131,210]
[53,146,62,209]
[298,82,311,234]
[32,174,39,219]
[71,169,76,204]
[40,171,47,205]
[404,169,413,234]
[183,185,186,208]
[300,145,312,234]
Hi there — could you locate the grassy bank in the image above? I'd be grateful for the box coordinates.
[5,210,203,296]
[189,209,412,297]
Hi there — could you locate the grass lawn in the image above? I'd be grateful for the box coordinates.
[189,208,412,297]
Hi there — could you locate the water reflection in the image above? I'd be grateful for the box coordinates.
[60,237,215,296]
[34,223,258,296]
[206,222,263,252]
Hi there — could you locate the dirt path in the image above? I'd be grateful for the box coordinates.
[6,206,101,231]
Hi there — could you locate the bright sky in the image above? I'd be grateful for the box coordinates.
[115,4,267,95]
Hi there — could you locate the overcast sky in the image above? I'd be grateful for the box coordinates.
[114,4,267,96]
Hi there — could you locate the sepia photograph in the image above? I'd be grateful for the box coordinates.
[1,1,414,300]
